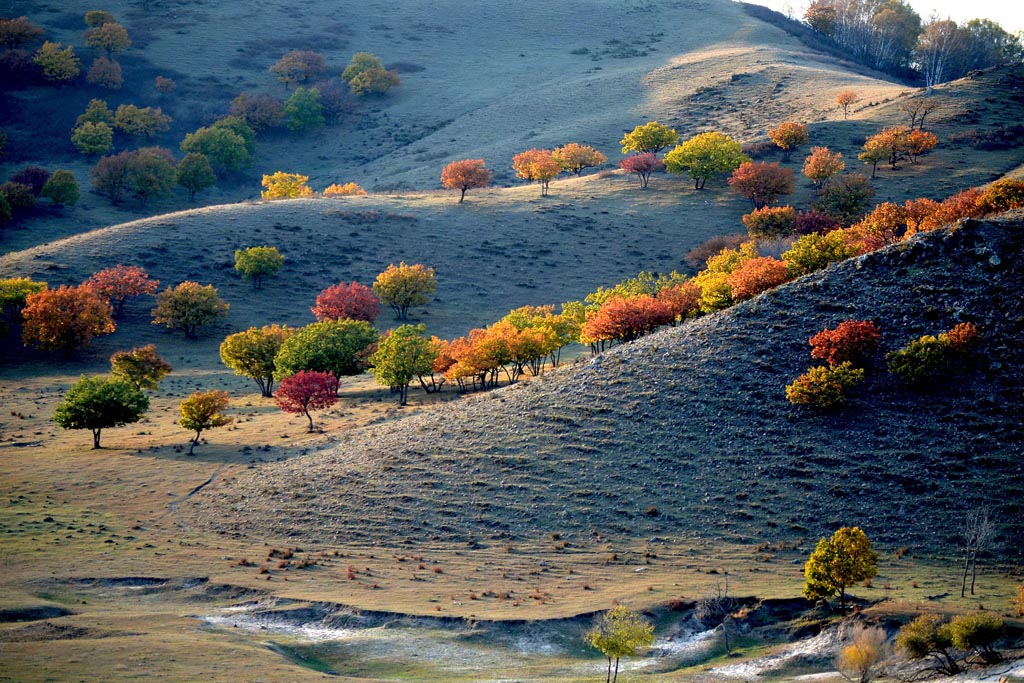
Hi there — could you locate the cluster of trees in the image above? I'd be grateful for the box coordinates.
[803,0,1022,83]
[0,166,79,227]
[260,172,367,199]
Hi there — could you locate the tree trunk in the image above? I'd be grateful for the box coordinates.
[189,431,201,455]
[92,429,102,449]
[398,383,408,406]
[612,657,620,683]
[605,657,612,683]
[970,553,979,595]
[459,188,466,203]
[961,547,972,598]
[304,409,314,432]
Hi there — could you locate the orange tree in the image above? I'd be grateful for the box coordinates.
[579,295,674,352]
[803,146,845,186]
[84,264,159,317]
[551,143,607,176]
[728,162,795,209]
[22,285,115,355]
[726,256,789,300]
[836,90,859,119]
[512,148,562,196]
[768,121,809,162]
[440,159,492,203]
[373,262,436,320]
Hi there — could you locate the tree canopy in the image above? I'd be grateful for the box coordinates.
[664,132,748,189]
[54,375,148,449]
[220,324,294,397]
[151,282,229,339]
[234,246,285,289]
[803,526,878,606]
[585,605,655,683]
[620,121,678,154]
[373,262,437,320]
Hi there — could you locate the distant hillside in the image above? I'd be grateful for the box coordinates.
[182,213,1024,558]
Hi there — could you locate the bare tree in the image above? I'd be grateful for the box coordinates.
[898,96,940,130]
[697,575,737,654]
[961,507,995,598]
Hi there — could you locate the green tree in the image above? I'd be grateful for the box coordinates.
[896,614,959,675]
[151,281,229,339]
[0,277,46,335]
[234,245,285,289]
[179,390,232,455]
[110,344,172,390]
[948,612,1004,663]
[620,121,679,154]
[33,41,80,84]
[369,324,438,405]
[373,262,437,320]
[127,147,176,205]
[584,605,655,683]
[664,132,749,189]
[176,153,215,200]
[72,122,114,156]
[40,170,79,206]
[803,527,878,607]
[180,126,251,173]
[273,319,379,381]
[113,104,171,138]
[219,324,294,397]
[53,375,148,449]
[83,22,131,55]
[341,51,385,83]
[284,87,324,132]
[209,116,255,156]
[76,98,114,127]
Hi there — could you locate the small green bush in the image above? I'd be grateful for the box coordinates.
[947,612,1004,662]
[786,361,864,409]
[887,335,946,385]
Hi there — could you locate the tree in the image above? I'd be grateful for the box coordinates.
[838,625,889,683]
[949,612,1004,664]
[113,104,171,138]
[898,96,940,130]
[618,153,664,189]
[579,295,675,350]
[312,281,381,323]
[85,264,159,317]
[803,147,845,186]
[176,153,215,200]
[1,182,34,213]
[90,151,132,203]
[905,129,937,164]
[179,390,232,455]
[783,231,857,277]
[742,206,797,239]
[269,50,325,88]
[86,55,121,88]
[0,16,44,49]
[10,166,51,195]
[584,605,655,683]
[33,41,79,84]
[373,262,437,320]
[322,182,367,197]
[275,370,339,432]
[727,256,790,300]
[803,527,878,607]
[76,98,113,127]
[342,51,385,82]
[22,285,115,355]
[40,169,79,206]
[620,121,678,154]
[229,92,284,131]
[440,159,492,203]
[126,147,176,205]
[960,507,995,598]
[53,375,148,449]
[369,324,438,405]
[915,18,964,86]
[978,178,1024,214]
[551,143,607,176]
[151,281,229,339]
[154,75,176,94]
[234,245,285,289]
[180,126,251,174]
[261,171,313,199]
[786,362,864,409]
[314,77,356,122]
[209,116,255,156]
[512,148,561,196]
[349,66,400,95]
[274,319,378,380]
[729,162,795,209]
[0,277,46,334]
[110,344,172,391]
[283,87,324,132]
[896,614,959,675]
[72,121,113,155]
[836,89,859,119]
[768,121,809,162]
[664,131,748,190]
[810,320,881,367]
[84,11,117,28]
[220,325,293,397]
[83,22,131,55]
[814,173,875,224]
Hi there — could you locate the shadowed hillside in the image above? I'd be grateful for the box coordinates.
[182,213,1024,557]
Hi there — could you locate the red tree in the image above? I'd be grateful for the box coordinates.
[619,153,665,189]
[22,285,115,355]
[729,162,795,209]
[311,281,381,323]
[727,257,790,300]
[657,282,701,322]
[84,264,159,317]
[440,159,492,203]
[274,370,339,432]
[809,320,881,366]
[580,295,674,349]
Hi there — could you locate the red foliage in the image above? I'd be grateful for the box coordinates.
[580,295,674,346]
[918,188,984,232]
[793,210,841,235]
[656,282,701,321]
[618,153,665,189]
[809,320,881,366]
[726,257,790,300]
[21,284,115,355]
[944,322,980,352]
[274,370,339,432]
[440,159,492,202]
[9,166,51,195]
[312,281,381,323]
[902,197,942,236]
[728,161,795,209]
[84,264,159,317]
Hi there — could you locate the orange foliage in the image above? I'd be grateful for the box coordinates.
[836,90,859,119]
[916,188,985,233]
[729,162,795,209]
[512,149,562,196]
[902,197,942,236]
[440,159,492,202]
[656,283,701,322]
[943,322,980,352]
[22,285,115,354]
[551,143,607,176]
[852,202,906,245]
[768,121,809,161]
[726,257,789,300]
[809,320,881,366]
[84,264,159,317]
[579,295,674,348]
[802,146,845,185]
[322,182,367,197]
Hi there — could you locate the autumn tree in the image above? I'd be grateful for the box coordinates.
[512,148,561,196]
[342,52,399,95]
[33,41,80,84]
[729,162,795,209]
[151,281,229,339]
[742,205,797,239]
[815,173,875,224]
[551,143,607,176]
[369,324,439,405]
[373,262,437,320]
[836,89,859,119]
[91,153,132,203]
[283,87,324,132]
[176,153,215,200]
[620,121,678,154]
[275,370,339,432]
[180,126,251,173]
[579,295,674,351]
[810,320,881,366]
[10,166,51,195]
[664,131,748,190]
[110,344,172,391]
[229,92,284,131]
[978,178,1024,214]
[322,182,366,197]
[234,245,285,289]
[85,264,159,317]
[0,17,44,50]
[768,121,809,162]
[54,375,148,449]
[72,121,113,155]
[341,51,384,82]
[0,277,46,334]
[260,171,312,200]
[179,390,232,455]
[803,527,878,607]
[155,75,175,94]
[312,281,381,323]
[905,129,937,164]
[86,56,121,88]
[727,256,789,300]
[270,50,325,88]
[782,230,857,277]
[22,285,115,355]
[84,22,131,55]
[585,605,655,683]
[838,625,889,683]
[440,159,492,203]
[803,146,845,185]
[34,169,75,208]
[219,325,293,397]
[618,153,664,189]
[113,104,171,138]
[273,319,379,380]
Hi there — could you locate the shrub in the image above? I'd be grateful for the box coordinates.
[313,78,355,122]
[947,612,1004,662]
[942,322,979,353]
[726,256,789,300]
[977,178,1024,214]
[793,209,841,235]
[782,231,856,277]
[1013,583,1024,617]
[40,170,79,206]
[886,335,946,385]
[348,66,400,95]
[284,87,324,132]
[814,173,875,224]
[155,75,175,94]
[729,161,795,209]
[742,205,796,239]
[229,92,284,131]
[837,625,888,683]
[10,166,50,195]
[786,362,864,409]
[113,104,171,138]
[261,172,313,199]
[809,320,881,366]
[896,614,959,675]
[684,234,748,269]
[1,182,35,212]
[83,22,131,55]
[270,50,325,87]
[322,182,367,197]
[33,41,79,83]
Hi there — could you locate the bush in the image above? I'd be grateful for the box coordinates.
[234,246,284,289]
[1,181,35,212]
[896,614,959,675]
[684,234,748,270]
[726,256,789,300]
[814,172,875,224]
[1013,583,1024,617]
[886,335,946,385]
[151,282,229,339]
[229,92,284,131]
[312,281,380,322]
[942,322,979,353]
[742,205,796,239]
[72,121,113,155]
[782,231,856,277]
[977,178,1024,214]
[40,170,78,206]
[323,182,367,197]
[86,55,121,89]
[786,362,863,409]
[10,166,50,195]
[809,320,881,366]
[947,612,1004,662]
[283,87,324,132]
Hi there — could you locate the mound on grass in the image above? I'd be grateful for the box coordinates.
[182,213,1024,557]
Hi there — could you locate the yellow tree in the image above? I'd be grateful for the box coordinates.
[373,262,437,320]
[838,625,889,683]
[551,143,607,176]
[768,121,809,162]
[33,41,80,84]
[512,149,562,196]
[585,605,655,683]
[803,146,845,185]
[803,527,878,607]
[665,132,748,189]
[322,182,367,197]
[179,390,232,455]
[620,121,678,154]
[261,171,313,199]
